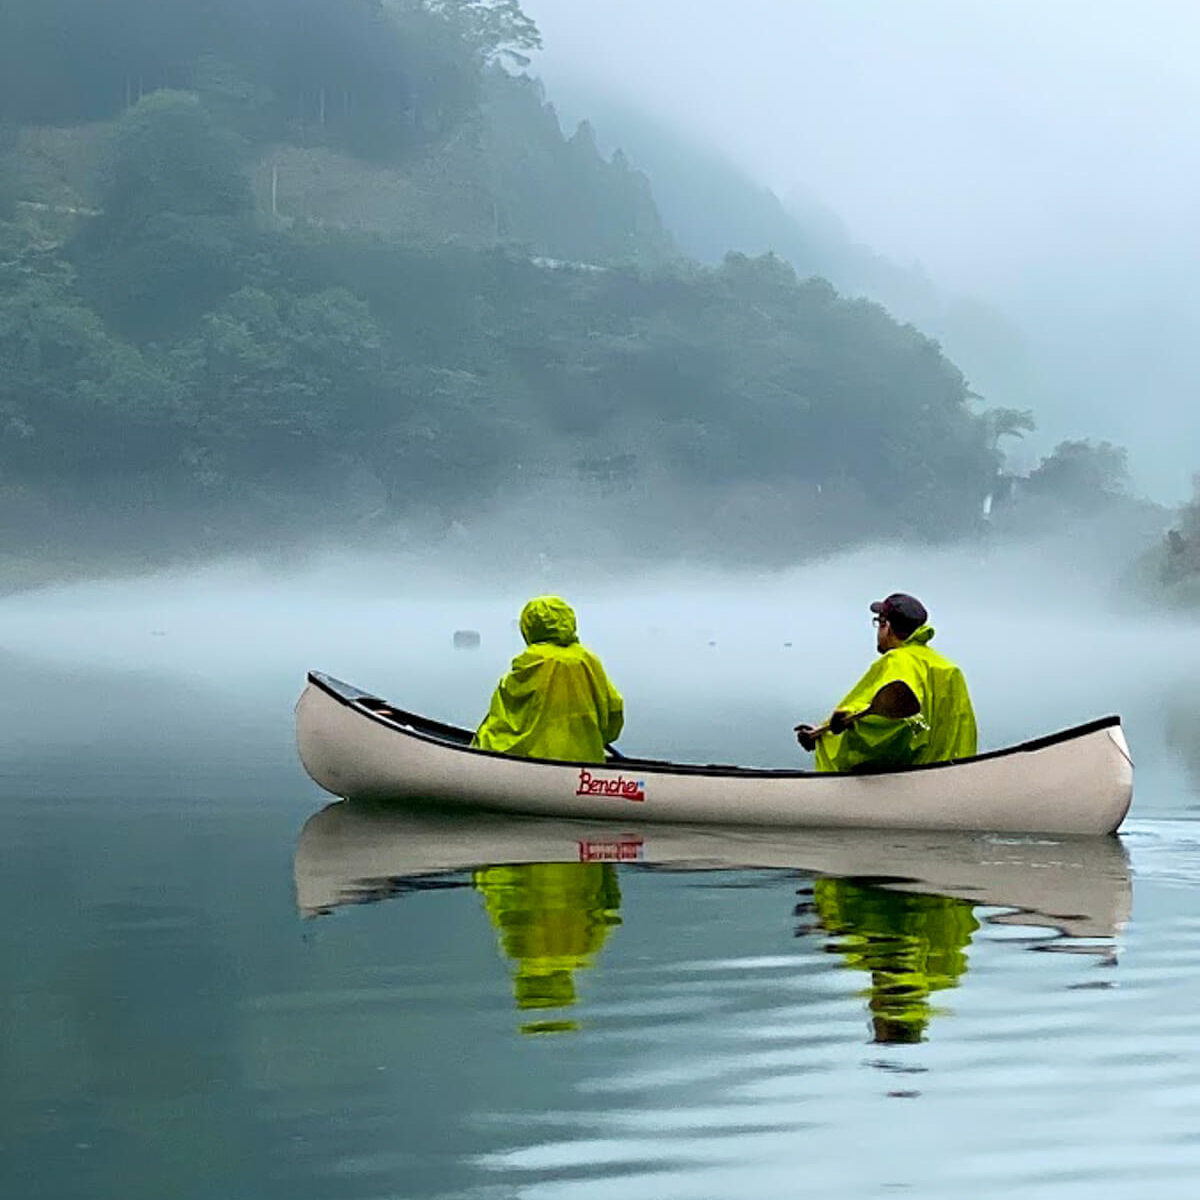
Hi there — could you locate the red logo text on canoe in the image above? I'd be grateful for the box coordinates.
[575,768,646,802]
[578,838,645,863]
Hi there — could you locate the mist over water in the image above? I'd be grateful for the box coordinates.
[0,536,1194,805]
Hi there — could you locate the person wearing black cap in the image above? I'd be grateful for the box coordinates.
[795,593,977,772]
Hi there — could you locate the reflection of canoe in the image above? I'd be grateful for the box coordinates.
[295,672,1134,835]
[292,803,1132,941]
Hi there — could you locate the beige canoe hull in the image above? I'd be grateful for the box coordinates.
[294,673,1133,836]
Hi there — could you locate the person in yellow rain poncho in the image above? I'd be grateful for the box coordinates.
[795,593,977,773]
[472,595,624,763]
[812,876,979,1044]
[473,862,623,1034]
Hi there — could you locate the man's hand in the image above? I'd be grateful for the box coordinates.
[828,709,855,735]
[794,723,818,753]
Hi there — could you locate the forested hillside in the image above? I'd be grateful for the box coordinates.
[0,0,1052,567]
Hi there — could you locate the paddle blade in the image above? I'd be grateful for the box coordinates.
[867,679,920,721]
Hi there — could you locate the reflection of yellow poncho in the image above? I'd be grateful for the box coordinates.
[474,862,622,1033]
[472,596,624,763]
[814,877,978,1044]
[815,625,977,773]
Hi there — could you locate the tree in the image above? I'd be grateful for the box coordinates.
[73,92,255,338]
[1024,439,1129,507]
[983,406,1036,450]
[171,285,393,484]
[0,251,178,481]
[420,0,541,66]
[247,0,420,158]
[95,91,252,237]
[0,0,207,123]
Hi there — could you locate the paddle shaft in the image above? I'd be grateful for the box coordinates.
[798,679,921,741]
[806,705,873,741]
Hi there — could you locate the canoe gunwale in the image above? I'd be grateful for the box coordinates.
[305,670,1123,780]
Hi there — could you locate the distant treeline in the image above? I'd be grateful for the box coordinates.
[0,0,1144,563]
[2,0,536,153]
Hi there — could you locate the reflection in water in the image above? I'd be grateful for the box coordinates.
[811,878,979,1045]
[473,863,622,1034]
[294,805,1133,1048]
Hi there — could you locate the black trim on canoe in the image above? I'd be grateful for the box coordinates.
[306,670,1123,780]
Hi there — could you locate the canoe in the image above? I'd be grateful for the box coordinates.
[293,804,1132,941]
[295,671,1134,835]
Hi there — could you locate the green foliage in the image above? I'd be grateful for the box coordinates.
[1024,439,1129,507]
[1,0,214,124]
[482,75,673,264]
[0,0,536,162]
[245,0,450,160]
[275,242,999,541]
[1178,475,1200,541]
[982,406,1036,448]
[0,0,1020,561]
[1,199,1007,554]
[72,93,255,338]
[95,92,252,235]
[81,211,253,339]
[1156,474,1200,592]
[3,1,665,262]
[421,0,542,66]
[0,233,179,482]
[170,285,391,479]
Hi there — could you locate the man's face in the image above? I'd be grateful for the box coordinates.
[874,614,890,654]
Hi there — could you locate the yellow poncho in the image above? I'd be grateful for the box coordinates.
[472,596,624,763]
[815,624,977,773]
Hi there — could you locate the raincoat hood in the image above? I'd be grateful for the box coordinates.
[520,596,579,647]
[473,598,624,763]
[904,624,935,646]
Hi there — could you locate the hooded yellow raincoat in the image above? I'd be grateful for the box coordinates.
[815,624,976,773]
[472,596,624,763]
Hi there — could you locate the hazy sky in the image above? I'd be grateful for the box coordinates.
[524,0,1200,289]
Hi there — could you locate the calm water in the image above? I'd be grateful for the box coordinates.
[2,556,1200,1199]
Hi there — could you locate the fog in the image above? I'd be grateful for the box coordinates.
[1,545,1195,812]
[6,9,1200,1193]
[524,0,1200,499]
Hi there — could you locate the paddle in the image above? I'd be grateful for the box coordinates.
[795,679,920,742]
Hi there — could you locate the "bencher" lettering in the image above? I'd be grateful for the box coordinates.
[575,768,646,802]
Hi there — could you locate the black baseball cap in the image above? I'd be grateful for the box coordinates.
[870,593,928,630]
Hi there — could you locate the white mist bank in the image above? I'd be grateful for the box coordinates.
[0,535,1194,786]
